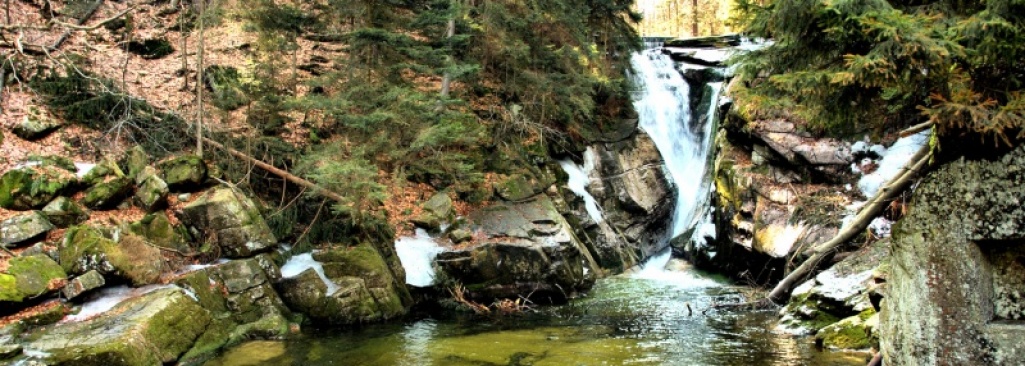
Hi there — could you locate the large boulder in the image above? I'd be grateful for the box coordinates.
[158,155,208,192]
[133,166,169,212]
[0,254,67,303]
[0,165,77,210]
[0,211,54,248]
[58,226,165,286]
[278,243,410,325]
[880,145,1025,365]
[128,212,192,254]
[436,196,598,302]
[25,287,212,365]
[181,187,277,258]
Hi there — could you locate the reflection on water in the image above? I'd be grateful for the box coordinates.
[206,258,868,366]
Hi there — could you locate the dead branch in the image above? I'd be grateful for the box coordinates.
[766,143,933,304]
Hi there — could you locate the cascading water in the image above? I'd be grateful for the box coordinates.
[630,50,719,239]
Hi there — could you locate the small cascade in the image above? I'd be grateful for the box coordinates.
[557,147,603,224]
[630,50,719,239]
[281,253,340,295]
[394,229,446,287]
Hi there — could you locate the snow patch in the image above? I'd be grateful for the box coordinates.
[281,253,340,295]
[394,229,446,287]
[857,131,930,197]
[74,163,96,178]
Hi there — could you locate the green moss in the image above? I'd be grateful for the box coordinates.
[142,293,214,362]
[816,309,877,350]
[0,166,77,210]
[158,155,208,191]
[82,176,133,209]
[0,255,67,302]
[60,226,164,285]
[179,316,237,365]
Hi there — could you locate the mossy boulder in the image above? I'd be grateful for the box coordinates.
[0,211,54,248]
[181,187,277,258]
[25,154,77,172]
[0,166,77,210]
[82,176,134,210]
[26,287,212,365]
[816,309,878,350]
[278,243,409,325]
[134,166,169,212]
[59,226,165,286]
[158,155,208,192]
[0,254,67,303]
[13,110,62,140]
[423,192,454,219]
[61,270,106,300]
[42,197,89,228]
[410,212,442,232]
[495,173,544,201]
[119,146,150,180]
[80,157,125,187]
[174,258,291,325]
[128,212,191,254]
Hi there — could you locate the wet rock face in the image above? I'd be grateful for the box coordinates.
[25,287,212,366]
[175,257,292,326]
[881,145,1025,365]
[436,196,598,303]
[277,243,409,325]
[181,187,278,258]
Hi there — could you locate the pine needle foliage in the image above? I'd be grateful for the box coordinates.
[732,0,1025,142]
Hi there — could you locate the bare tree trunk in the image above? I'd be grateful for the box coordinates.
[179,1,188,91]
[439,16,455,98]
[196,0,205,157]
[691,0,698,36]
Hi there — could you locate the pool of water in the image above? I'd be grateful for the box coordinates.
[206,259,868,366]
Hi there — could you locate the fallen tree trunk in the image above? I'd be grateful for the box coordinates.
[201,137,347,204]
[766,143,933,304]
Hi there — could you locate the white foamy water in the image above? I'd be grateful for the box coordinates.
[63,285,171,322]
[395,229,446,287]
[630,248,721,288]
[281,253,340,295]
[631,51,719,238]
[558,147,603,223]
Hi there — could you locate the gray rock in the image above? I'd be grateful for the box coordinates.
[61,270,106,300]
[880,145,1025,365]
[423,192,454,219]
[81,176,134,210]
[59,226,165,286]
[181,187,277,258]
[0,211,54,247]
[174,258,291,325]
[26,287,212,365]
[448,228,473,244]
[41,197,89,228]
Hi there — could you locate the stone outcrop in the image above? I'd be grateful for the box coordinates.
[567,132,675,273]
[436,195,599,302]
[59,226,166,286]
[0,165,77,210]
[880,145,1025,365]
[1,211,54,248]
[181,187,278,258]
[0,255,66,303]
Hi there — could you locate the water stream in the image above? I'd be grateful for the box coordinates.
[206,49,865,366]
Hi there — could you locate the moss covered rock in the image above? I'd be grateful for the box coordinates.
[42,197,89,228]
[26,287,212,365]
[82,176,134,210]
[59,226,165,286]
[0,211,54,248]
[13,110,62,140]
[119,146,150,181]
[80,157,125,187]
[422,192,454,219]
[134,166,169,212]
[61,270,106,300]
[158,155,208,192]
[495,173,543,201]
[816,309,878,350]
[278,243,409,325]
[0,254,67,303]
[128,212,191,254]
[0,166,77,210]
[181,187,277,258]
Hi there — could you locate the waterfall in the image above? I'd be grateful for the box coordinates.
[630,50,719,239]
